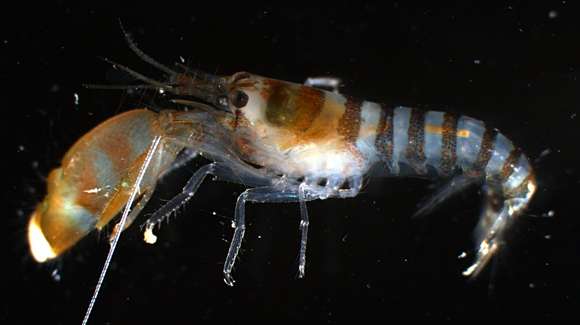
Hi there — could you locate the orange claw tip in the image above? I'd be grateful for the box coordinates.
[28,212,57,263]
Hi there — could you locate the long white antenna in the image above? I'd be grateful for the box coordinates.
[81,135,162,325]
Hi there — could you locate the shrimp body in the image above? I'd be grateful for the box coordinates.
[232,72,536,275]
[29,44,536,301]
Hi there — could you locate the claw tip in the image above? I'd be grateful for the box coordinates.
[143,224,158,244]
[223,274,235,287]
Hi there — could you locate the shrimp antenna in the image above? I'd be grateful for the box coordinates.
[98,56,172,90]
[81,136,162,325]
[119,19,179,76]
[82,84,168,90]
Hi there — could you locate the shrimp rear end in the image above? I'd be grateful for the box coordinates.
[209,72,537,276]
[372,106,537,275]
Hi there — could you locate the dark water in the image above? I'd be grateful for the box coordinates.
[4,3,580,324]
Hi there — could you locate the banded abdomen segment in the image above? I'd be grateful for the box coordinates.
[376,107,457,176]
[374,107,535,200]
[372,106,536,276]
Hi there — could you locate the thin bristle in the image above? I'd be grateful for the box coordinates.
[83,84,164,90]
[81,136,162,325]
[119,20,178,76]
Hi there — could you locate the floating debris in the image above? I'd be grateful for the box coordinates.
[51,269,61,282]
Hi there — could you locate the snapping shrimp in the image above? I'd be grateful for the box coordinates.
[27,29,536,324]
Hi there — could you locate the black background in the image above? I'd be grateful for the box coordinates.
[4,2,580,324]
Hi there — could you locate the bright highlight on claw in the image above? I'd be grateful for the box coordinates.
[144,224,158,244]
[28,215,56,263]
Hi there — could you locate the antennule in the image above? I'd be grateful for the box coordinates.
[82,84,166,90]
[98,56,172,89]
[119,20,179,76]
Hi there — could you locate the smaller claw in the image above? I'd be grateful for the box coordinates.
[298,264,305,279]
[143,223,158,244]
[109,223,122,245]
[463,240,499,277]
[223,272,235,287]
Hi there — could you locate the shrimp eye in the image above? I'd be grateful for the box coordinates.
[231,90,249,108]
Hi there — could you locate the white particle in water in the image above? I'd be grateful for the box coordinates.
[539,148,551,158]
[51,269,61,282]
